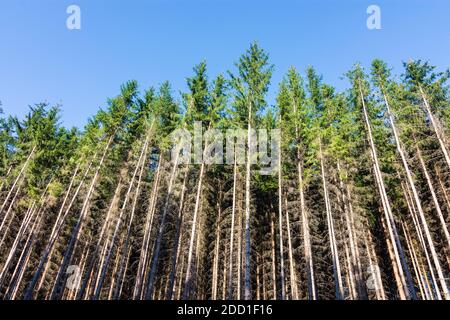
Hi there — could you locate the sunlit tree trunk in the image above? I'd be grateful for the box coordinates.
[50,135,114,300]
[0,146,35,216]
[382,86,445,298]
[285,198,298,299]
[270,217,277,300]
[227,158,237,299]
[402,221,429,300]
[419,86,450,169]
[133,157,162,299]
[415,144,450,249]
[183,137,208,298]
[243,100,253,300]
[211,190,222,300]
[92,138,149,299]
[319,142,344,299]
[166,165,189,300]
[358,83,414,299]
[145,150,180,299]
[27,160,92,300]
[277,146,286,300]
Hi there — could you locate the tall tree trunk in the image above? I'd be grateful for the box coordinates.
[402,220,430,300]
[183,147,207,299]
[211,189,222,300]
[133,157,162,299]
[237,209,243,299]
[0,202,36,284]
[244,101,252,300]
[0,176,25,245]
[285,198,298,300]
[319,142,344,299]
[227,158,238,299]
[382,86,446,298]
[358,83,414,299]
[166,164,189,300]
[0,146,35,216]
[277,146,285,300]
[270,217,277,300]
[337,161,365,299]
[26,161,90,300]
[403,182,442,299]
[415,144,450,248]
[434,165,450,219]
[92,138,149,299]
[419,85,450,169]
[113,142,149,299]
[145,150,181,299]
[50,135,114,300]
[364,233,386,300]
[292,92,316,300]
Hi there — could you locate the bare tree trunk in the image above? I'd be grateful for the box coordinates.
[0,177,53,287]
[298,161,316,300]
[364,233,385,300]
[434,165,450,219]
[221,246,227,300]
[145,150,180,299]
[113,140,150,299]
[4,203,44,299]
[211,190,222,300]
[381,215,406,300]
[0,202,36,284]
[270,217,277,300]
[415,144,450,248]
[237,209,243,300]
[244,101,252,300]
[106,235,124,300]
[320,142,344,299]
[285,198,298,300]
[419,86,450,169]
[183,154,207,298]
[0,146,35,216]
[92,138,149,299]
[337,163,365,299]
[0,176,25,246]
[176,255,185,300]
[166,165,189,300]
[133,157,162,299]
[291,92,315,300]
[382,87,445,298]
[277,147,286,300]
[343,223,356,300]
[69,236,91,300]
[402,221,429,300]
[50,135,114,300]
[404,182,442,299]
[77,175,123,300]
[358,83,414,299]
[0,165,13,192]
[256,255,261,300]
[26,160,91,300]
[227,159,237,299]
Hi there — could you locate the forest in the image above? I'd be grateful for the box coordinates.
[0,43,449,300]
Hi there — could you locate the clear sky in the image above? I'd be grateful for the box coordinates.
[0,0,449,129]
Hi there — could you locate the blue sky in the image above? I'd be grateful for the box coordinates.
[0,0,449,129]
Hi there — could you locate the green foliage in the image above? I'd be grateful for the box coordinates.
[229,42,274,126]
[1,46,449,301]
